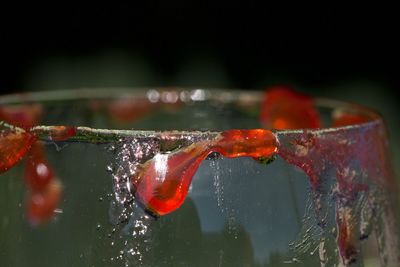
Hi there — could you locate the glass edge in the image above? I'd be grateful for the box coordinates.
[0,88,384,136]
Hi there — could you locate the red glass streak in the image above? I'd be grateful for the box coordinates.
[260,86,321,129]
[0,130,36,173]
[336,207,358,265]
[132,129,277,216]
[277,126,384,263]
[27,179,62,226]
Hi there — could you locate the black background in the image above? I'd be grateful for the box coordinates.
[1,4,399,94]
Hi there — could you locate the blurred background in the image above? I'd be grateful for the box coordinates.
[1,3,399,174]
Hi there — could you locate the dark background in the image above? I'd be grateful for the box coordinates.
[2,4,399,91]
[1,4,399,172]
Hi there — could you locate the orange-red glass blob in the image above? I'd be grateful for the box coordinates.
[260,86,321,129]
[215,129,277,158]
[0,130,36,173]
[133,142,210,216]
[132,129,278,216]
[48,126,77,141]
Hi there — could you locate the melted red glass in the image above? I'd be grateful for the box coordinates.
[132,141,211,216]
[132,129,277,216]
[277,123,387,264]
[48,126,77,141]
[0,104,41,173]
[0,103,66,225]
[215,129,277,158]
[260,86,321,129]
[0,130,36,173]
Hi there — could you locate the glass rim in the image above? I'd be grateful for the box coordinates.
[0,88,384,143]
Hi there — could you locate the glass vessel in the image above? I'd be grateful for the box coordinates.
[0,88,399,267]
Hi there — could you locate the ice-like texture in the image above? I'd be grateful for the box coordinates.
[107,121,399,266]
[276,120,400,266]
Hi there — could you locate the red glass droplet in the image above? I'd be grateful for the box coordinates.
[132,129,278,216]
[48,126,77,141]
[25,142,54,190]
[133,142,211,216]
[260,86,321,129]
[0,104,41,174]
[27,178,62,226]
[0,130,36,173]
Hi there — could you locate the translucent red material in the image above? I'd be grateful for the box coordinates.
[260,86,321,129]
[48,126,77,141]
[332,113,371,127]
[132,141,211,216]
[0,102,65,225]
[25,143,54,190]
[0,130,36,173]
[215,129,277,158]
[0,104,42,129]
[107,99,154,123]
[0,104,41,173]
[27,179,62,226]
[132,129,277,216]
